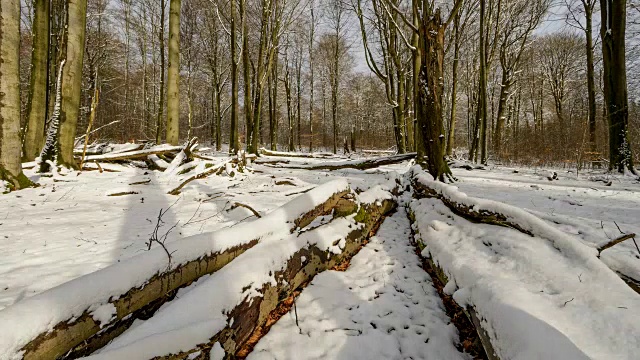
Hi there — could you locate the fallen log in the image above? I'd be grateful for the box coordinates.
[81,187,396,360]
[261,153,416,171]
[407,209,497,360]
[82,145,183,163]
[411,169,640,295]
[0,180,352,360]
[259,147,336,158]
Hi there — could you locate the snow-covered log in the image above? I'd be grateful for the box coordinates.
[258,153,416,171]
[410,168,640,294]
[409,169,640,360]
[80,186,397,360]
[259,147,336,158]
[0,180,353,360]
[81,145,183,163]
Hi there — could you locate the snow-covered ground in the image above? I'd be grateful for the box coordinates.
[249,207,466,360]
[453,166,640,282]
[1,152,639,359]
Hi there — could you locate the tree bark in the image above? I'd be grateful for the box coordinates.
[600,0,635,174]
[447,12,461,156]
[416,9,454,181]
[478,0,489,164]
[230,0,240,153]
[0,0,32,190]
[241,0,252,150]
[57,0,88,169]
[156,0,166,144]
[584,2,597,152]
[166,0,181,145]
[23,0,51,162]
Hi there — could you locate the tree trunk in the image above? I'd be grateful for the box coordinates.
[57,0,88,169]
[241,0,252,151]
[585,5,597,152]
[285,62,294,152]
[166,0,180,145]
[493,66,509,157]
[309,6,315,153]
[600,0,635,174]
[23,0,50,162]
[446,12,461,156]
[230,0,239,153]
[417,10,453,181]
[0,0,32,189]
[478,0,489,164]
[269,60,278,151]
[156,0,166,144]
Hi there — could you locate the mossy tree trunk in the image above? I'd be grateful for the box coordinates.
[57,0,88,169]
[166,0,181,145]
[0,0,34,190]
[23,0,51,162]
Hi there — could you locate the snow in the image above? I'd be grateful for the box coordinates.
[0,167,351,360]
[410,191,640,359]
[209,343,225,360]
[89,303,116,328]
[3,149,640,359]
[248,207,466,360]
[82,185,392,359]
[412,168,636,286]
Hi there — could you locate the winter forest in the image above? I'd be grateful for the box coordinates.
[1,0,640,359]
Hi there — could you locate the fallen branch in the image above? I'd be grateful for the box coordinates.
[598,233,637,255]
[107,191,139,197]
[228,202,262,218]
[167,161,229,195]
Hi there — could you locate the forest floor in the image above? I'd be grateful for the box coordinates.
[1,150,639,359]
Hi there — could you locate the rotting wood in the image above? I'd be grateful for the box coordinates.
[145,198,396,360]
[18,189,356,360]
[261,153,416,171]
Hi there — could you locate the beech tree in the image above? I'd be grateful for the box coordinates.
[58,0,88,169]
[0,0,33,190]
[22,0,50,162]
[600,0,636,173]
[166,0,181,145]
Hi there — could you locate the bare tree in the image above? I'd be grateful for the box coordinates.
[600,0,636,173]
